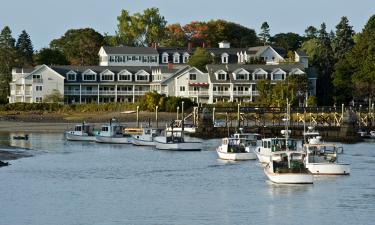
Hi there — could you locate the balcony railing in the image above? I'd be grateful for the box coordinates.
[187,91,209,96]
[213,91,231,96]
[32,78,43,83]
[233,91,251,96]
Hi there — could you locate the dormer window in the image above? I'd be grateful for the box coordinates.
[82,69,97,81]
[118,70,132,81]
[66,71,77,81]
[221,53,229,64]
[135,70,150,81]
[271,68,286,80]
[100,70,114,81]
[173,53,180,63]
[236,74,247,80]
[183,53,190,63]
[218,73,226,80]
[162,52,169,63]
[253,68,268,80]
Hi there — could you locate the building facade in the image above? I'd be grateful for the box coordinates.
[9,43,316,104]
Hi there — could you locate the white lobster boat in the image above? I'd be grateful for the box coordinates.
[254,137,299,164]
[264,151,313,184]
[216,137,256,160]
[95,120,131,144]
[132,128,163,146]
[65,123,97,141]
[303,143,350,175]
[233,132,261,157]
[154,129,201,151]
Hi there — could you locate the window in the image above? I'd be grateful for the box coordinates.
[193,87,199,91]
[101,74,114,81]
[109,56,114,62]
[236,74,247,80]
[67,73,76,81]
[162,53,169,63]
[119,74,131,81]
[35,97,42,103]
[136,75,148,81]
[183,53,189,63]
[180,86,185,91]
[218,73,226,80]
[36,86,43,91]
[273,73,283,80]
[83,74,96,81]
[189,73,196,80]
[221,53,229,64]
[173,53,180,63]
[33,74,41,79]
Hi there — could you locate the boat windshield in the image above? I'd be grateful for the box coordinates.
[268,139,297,151]
[74,126,82,131]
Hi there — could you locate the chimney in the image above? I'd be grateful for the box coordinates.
[188,42,192,50]
[168,62,173,70]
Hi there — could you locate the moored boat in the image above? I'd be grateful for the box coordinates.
[95,119,131,144]
[65,123,97,141]
[132,128,163,146]
[216,137,256,160]
[264,151,313,184]
[303,143,350,175]
[155,123,201,151]
[254,137,299,164]
[166,120,196,133]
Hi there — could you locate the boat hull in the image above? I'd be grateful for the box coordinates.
[95,136,132,144]
[264,169,313,184]
[132,137,155,146]
[65,132,96,141]
[217,149,257,161]
[155,141,201,151]
[306,163,350,175]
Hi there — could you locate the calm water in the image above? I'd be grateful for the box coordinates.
[0,132,374,225]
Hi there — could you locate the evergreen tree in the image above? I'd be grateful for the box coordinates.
[315,23,335,105]
[0,26,17,104]
[332,16,355,60]
[304,26,318,39]
[16,30,34,66]
[36,48,69,65]
[259,22,270,45]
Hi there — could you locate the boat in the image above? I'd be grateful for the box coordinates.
[303,143,350,175]
[95,119,132,144]
[216,137,256,160]
[233,132,261,157]
[154,122,201,151]
[65,123,97,141]
[303,126,322,144]
[264,151,313,184]
[123,127,144,135]
[132,128,163,146]
[166,120,196,133]
[254,137,299,164]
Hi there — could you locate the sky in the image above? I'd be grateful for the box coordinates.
[1,0,374,50]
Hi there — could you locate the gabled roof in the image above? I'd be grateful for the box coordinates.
[102,46,159,55]
[161,66,191,84]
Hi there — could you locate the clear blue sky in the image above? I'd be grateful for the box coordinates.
[1,0,374,50]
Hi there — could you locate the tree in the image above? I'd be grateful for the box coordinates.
[332,16,355,60]
[183,21,209,46]
[36,48,69,65]
[50,28,104,65]
[0,26,17,104]
[116,8,167,46]
[270,32,305,52]
[332,56,354,104]
[259,22,270,45]
[43,89,63,103]
[161,23,187,47]
[15,30,34,66]
[187,48,213,71]
[304,26,318,39]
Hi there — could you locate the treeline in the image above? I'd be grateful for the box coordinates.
[0,7,374,106]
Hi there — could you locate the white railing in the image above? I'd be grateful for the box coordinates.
[188,91,209,96]
[233,91,251,96]
[213,91,231,96]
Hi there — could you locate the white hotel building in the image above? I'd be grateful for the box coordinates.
[8,42,316,104]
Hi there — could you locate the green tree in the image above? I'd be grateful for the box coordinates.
[187,48,213,71]
[50,28,104,65]
[15,30,34,66]
[116,8,167,46]
[259,22,270,45]
[332,16,355,60]
[36,48,69,65]
[332,56,354,104]
[305,26,318,39]
[0,26,17,104]
[270,32,305,52]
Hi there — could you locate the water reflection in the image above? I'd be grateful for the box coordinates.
[266,181,313,197]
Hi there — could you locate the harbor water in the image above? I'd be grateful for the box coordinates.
[0,132,374,225]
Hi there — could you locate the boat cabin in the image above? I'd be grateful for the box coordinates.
[165,130,184,143]
[262,138,298,152]
[233,133,261,147]
[304,144,343,163]
[144,128,163,137]
[74,124,94,135]
[221,138,247,153]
